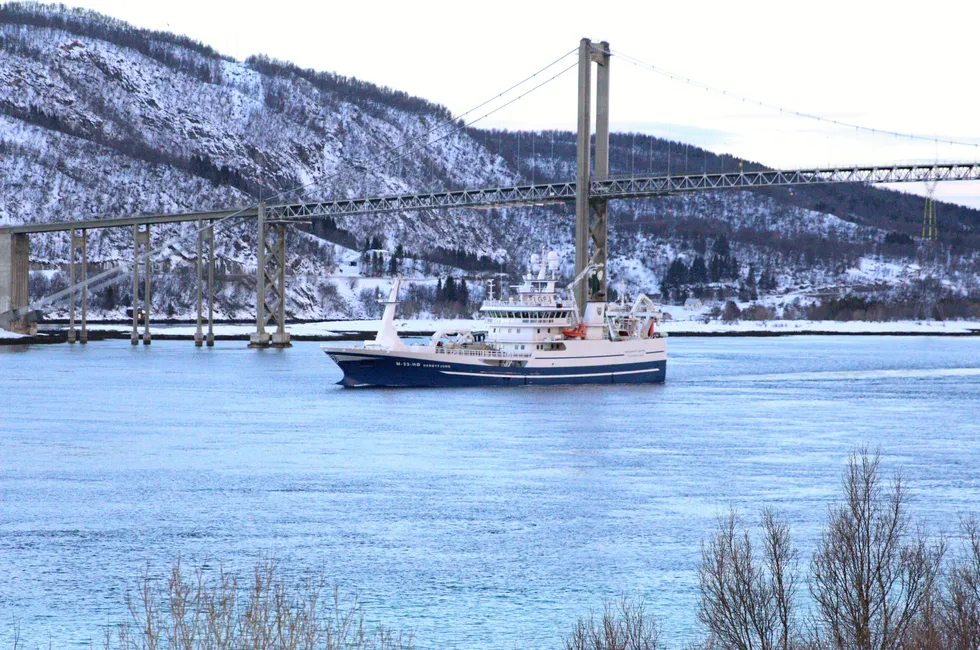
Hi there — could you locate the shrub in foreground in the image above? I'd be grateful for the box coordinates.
[564,597,664,650]
[695,448,980,650]
[106,559,412,650]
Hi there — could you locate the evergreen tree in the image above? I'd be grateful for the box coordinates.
[709,254,724,283]
[709,235,739,281]
[694,236,707,255]
[712,235,731,258]
[728,253,740,280]
[666,258,689,288]
[444,276,457,302]
[104,285,117,310]
[689,256,708,284]
[759,267,778,293]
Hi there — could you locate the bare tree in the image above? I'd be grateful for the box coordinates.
[762,508,799,650]
[809,448,945,650]
[564,597,663,650]
[937,517,980,650]
[109,558,413,650]
[696,508,800,650]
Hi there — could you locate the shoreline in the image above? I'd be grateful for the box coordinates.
[4,322,980,346]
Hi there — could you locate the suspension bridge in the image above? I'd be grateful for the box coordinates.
[2,38,979,344]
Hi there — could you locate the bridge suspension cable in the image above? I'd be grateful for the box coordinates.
[612,49,980,151]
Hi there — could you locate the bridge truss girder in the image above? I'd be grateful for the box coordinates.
[259,162,980,222]
[263,182,577,221]
[594,163,980,200]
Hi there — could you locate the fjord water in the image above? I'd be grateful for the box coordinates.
[2,337,979,648]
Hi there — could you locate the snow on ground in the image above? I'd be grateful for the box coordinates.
[0,329,26,338]
[660,320,980,335]
[659,302,980,334]
[83,319,484,337]
[75,317,980,337]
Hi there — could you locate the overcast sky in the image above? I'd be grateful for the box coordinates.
[50,1,980,207]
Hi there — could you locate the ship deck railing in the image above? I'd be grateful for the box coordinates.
[481,299,571,308]
[434,347,531,359]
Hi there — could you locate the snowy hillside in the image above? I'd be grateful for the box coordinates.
[2,3,979,321]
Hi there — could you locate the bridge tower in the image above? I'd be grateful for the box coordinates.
[922,180,938,241]
[575,38,611,315]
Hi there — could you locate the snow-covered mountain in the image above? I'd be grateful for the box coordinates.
[2,3,979,320]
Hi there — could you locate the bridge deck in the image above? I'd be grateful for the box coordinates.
[0,208,256,234]
[2,162,978,233]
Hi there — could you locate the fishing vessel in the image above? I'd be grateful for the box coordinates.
[323,251,667,387]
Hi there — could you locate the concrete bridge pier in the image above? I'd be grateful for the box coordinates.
[206,220,215,347]
[195,220,216,347]
[249,202,291,348]
[68,228,88,344]
[131,225,151,345]
[0,231,34,335]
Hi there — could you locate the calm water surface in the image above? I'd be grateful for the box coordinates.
[1,336,980,648]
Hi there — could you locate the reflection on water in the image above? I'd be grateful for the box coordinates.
[715,367,980,382]
[1,336,979,648]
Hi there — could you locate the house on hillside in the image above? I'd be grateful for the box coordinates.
[684,297,703,310]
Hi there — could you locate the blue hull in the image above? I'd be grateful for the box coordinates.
[328,351,666,388]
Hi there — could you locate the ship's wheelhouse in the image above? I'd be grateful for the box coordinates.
[479,256,578,352]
